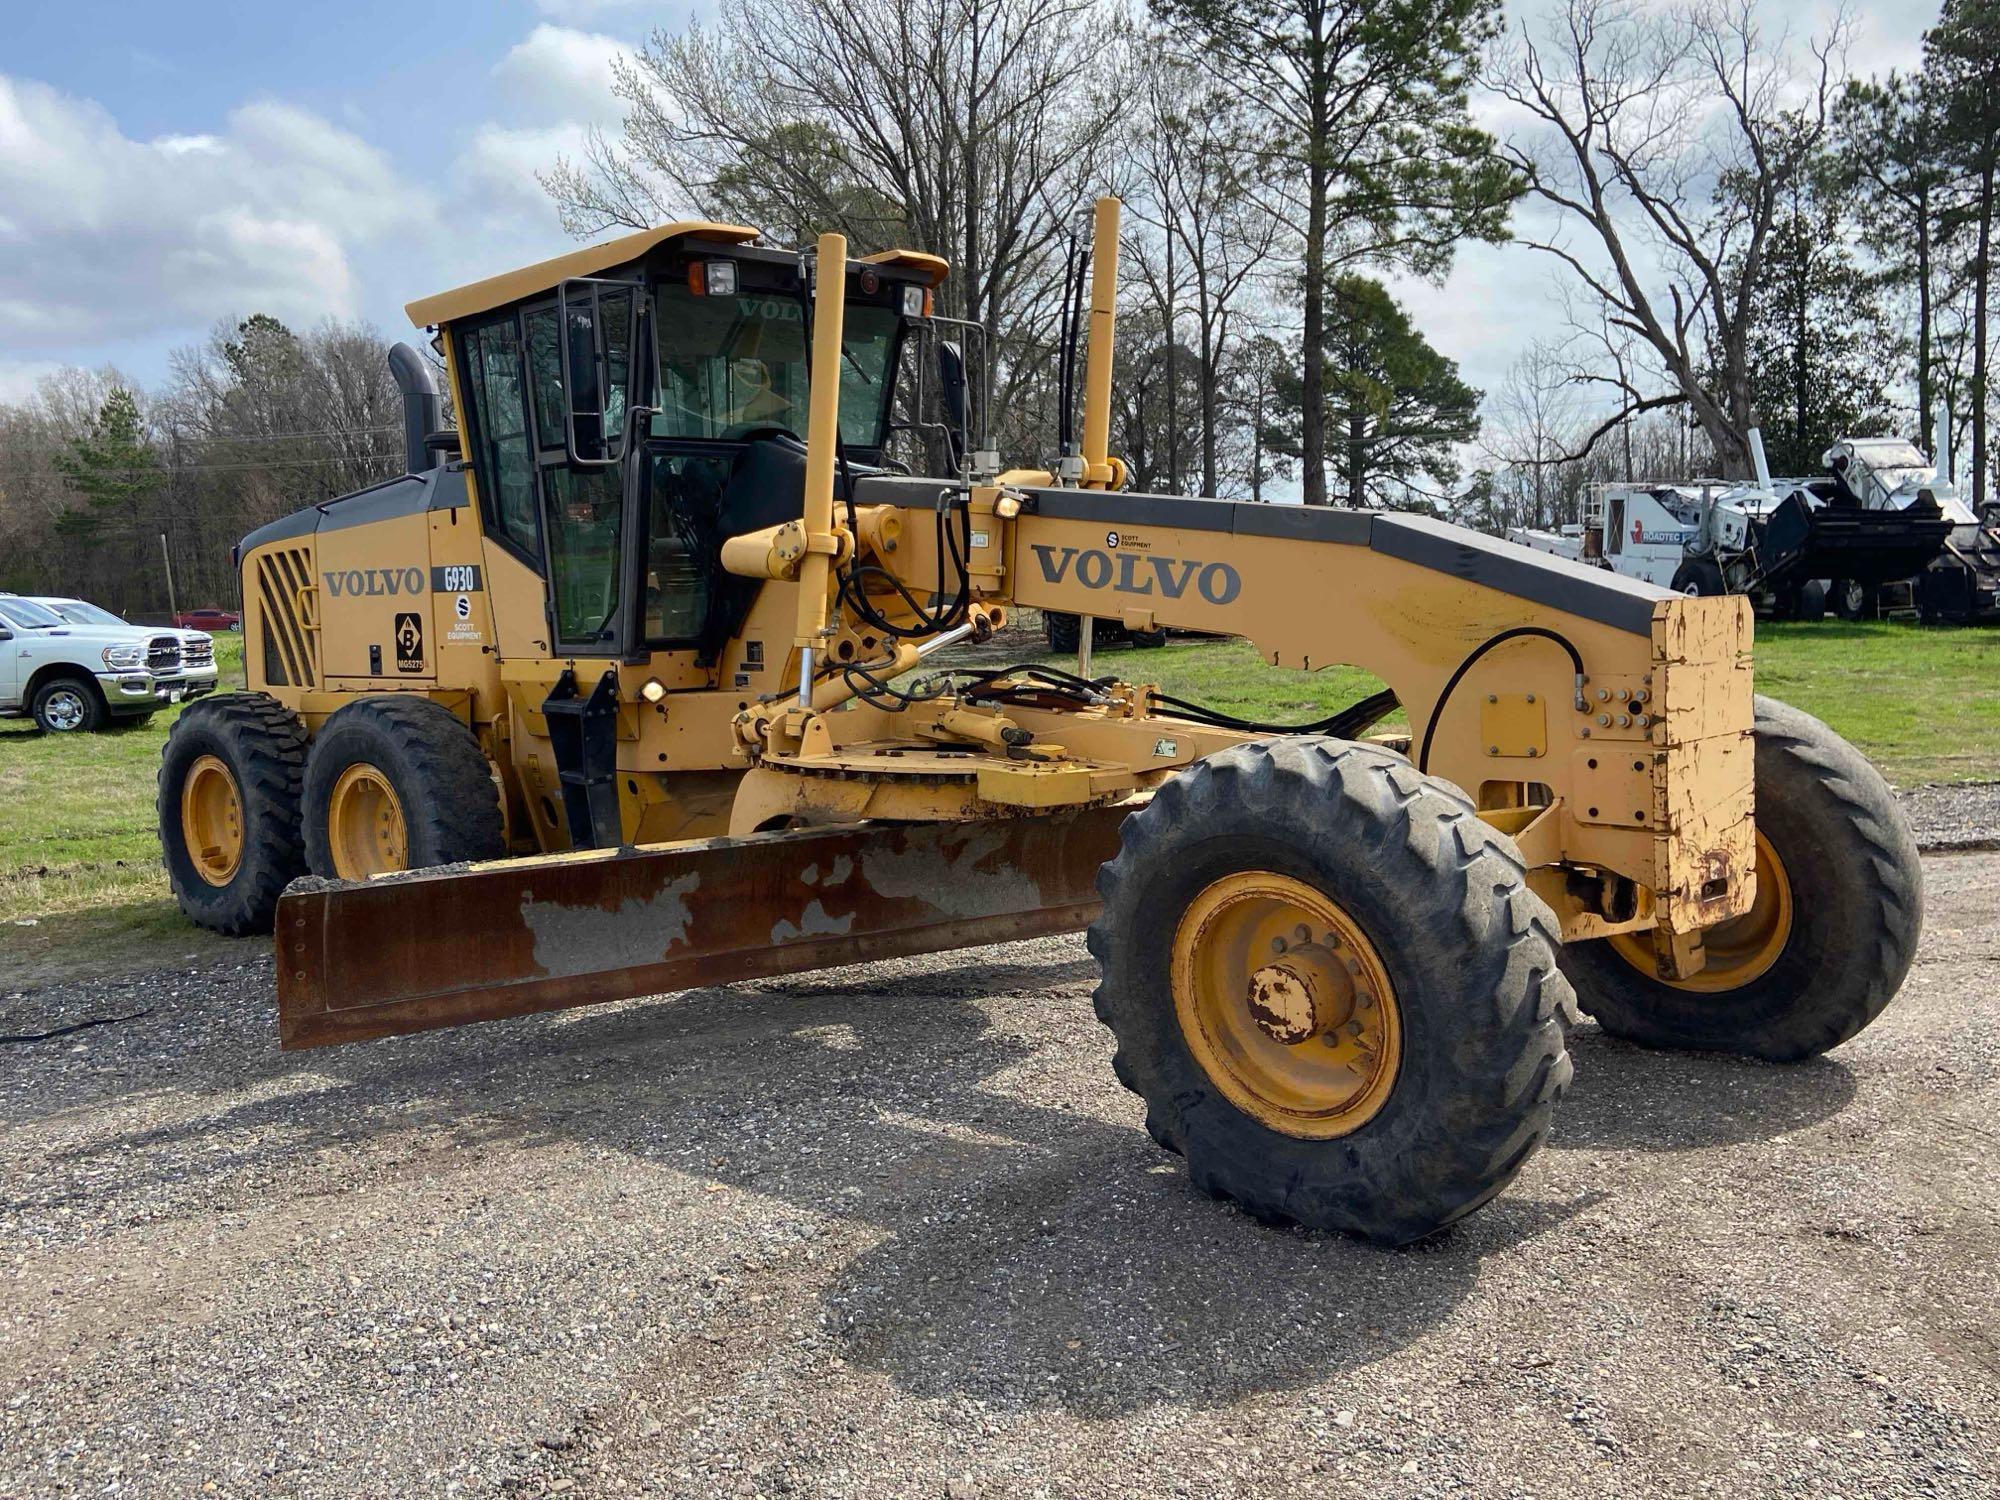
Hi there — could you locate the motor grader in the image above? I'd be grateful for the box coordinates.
[159,199,1922,1244]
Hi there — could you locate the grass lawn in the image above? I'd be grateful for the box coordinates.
[1031,619,2000,789]
[1,621,1994,977]
[1,635,248,977]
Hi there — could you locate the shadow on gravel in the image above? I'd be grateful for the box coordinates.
[22,946,1849,1416]
[1550,1024,1857,1151]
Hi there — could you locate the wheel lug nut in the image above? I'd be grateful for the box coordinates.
[1293,924,1311,943]
[1271,937,1286,954]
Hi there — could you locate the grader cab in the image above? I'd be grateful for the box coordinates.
[160,201,1922,1244]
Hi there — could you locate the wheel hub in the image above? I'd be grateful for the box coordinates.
[1609,829,1793,992]
[327,763,408,880]
[1173,872,1402,1138]
[1245,943,1348,1044]
[45,689,85,731]
[181,754,245,887]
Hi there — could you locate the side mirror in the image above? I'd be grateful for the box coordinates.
[936,340,968,465]
[557,278,640,467]
[0,624,12,642]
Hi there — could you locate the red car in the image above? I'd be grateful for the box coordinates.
[172,606,241,631]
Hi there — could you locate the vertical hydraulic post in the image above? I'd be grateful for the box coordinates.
[1079,196,1121,490]
[794,232,849,705]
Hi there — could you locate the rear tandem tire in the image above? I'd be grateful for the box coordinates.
[1557,697,1921,1062]
[303,696,506,880]
[1089,737,1574,1245]
[1043,611,1081,654]
[158,693,309,935]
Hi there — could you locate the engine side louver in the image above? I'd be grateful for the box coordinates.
[256,547,319,689]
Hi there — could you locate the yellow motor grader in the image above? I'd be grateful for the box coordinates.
[159,200,1921,1243]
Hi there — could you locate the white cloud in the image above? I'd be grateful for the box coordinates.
[0,76,438,357]
[0,359,60,403]
[492,24,630,125]
[531,0,661,21]
[457,122,596,227]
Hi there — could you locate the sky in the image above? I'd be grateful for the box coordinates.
[0,0,1933,420]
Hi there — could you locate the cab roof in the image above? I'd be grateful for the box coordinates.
[405,222,952,329]
[405,221,758,328]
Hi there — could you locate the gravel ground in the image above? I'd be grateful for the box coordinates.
[3,846,1997,1499]
[1898,781,2000,852]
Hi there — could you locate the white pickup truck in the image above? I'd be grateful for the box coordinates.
[0,593,219,732]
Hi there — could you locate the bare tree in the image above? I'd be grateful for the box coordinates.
[1491,0,1851,477]
[1124,59,1279,496]
[1481,339,1586,530]
[543,0,1127,431]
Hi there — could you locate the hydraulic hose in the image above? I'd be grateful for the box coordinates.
[1415,628,1587,774]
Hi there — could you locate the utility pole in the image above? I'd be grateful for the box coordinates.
[160,532,179,624]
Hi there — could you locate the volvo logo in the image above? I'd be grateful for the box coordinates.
[323,567,425,598]
[1031,544,1241,605]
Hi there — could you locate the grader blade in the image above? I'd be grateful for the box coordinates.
[273,805,1132,1049]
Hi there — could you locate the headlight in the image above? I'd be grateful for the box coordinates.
[101,644,145,669]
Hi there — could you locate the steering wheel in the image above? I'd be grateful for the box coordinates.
[719,422,804,446]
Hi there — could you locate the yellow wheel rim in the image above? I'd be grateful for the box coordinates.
[1609,830,1795,991]
[326,762,408,880]
[1171,871,1403,1138]
[181,754,245,888]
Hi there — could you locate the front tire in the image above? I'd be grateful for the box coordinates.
[1090,738,1573,1245]
[303,696,505,880]
[159,693,308,934]
[1559,697,1921,1061]
[31,676,105,733]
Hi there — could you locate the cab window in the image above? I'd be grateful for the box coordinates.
[644,452,730,645]
[524,308,566,453]
[458,316,540,556]
[541,467,623,646]
[651,285,900,449]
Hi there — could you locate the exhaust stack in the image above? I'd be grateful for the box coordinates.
[388,342,443,476]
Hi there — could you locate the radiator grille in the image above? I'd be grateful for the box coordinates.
[147,636,181,673]
[183,637,214,667]
[256,547,319,688]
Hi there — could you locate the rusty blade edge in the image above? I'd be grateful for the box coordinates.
[276,900,1101,1050]
[273,805,1134,1051]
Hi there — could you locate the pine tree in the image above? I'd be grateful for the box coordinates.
[1835,74,1954,457]
[1928,0,2000,503]
[1150,0,1514,505]
[1264,276,1480,508]
[1737,163,1901,475]
[54,387,161,540]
